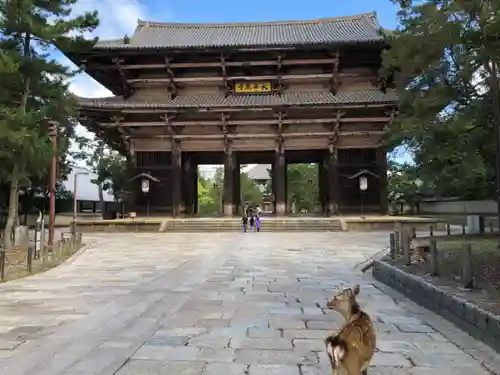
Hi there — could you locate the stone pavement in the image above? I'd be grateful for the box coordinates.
[0,232,497,375]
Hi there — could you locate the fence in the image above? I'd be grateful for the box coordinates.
[0,230,83,282]
[388,223,497,289]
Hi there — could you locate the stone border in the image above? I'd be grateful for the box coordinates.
[372,259,500,353]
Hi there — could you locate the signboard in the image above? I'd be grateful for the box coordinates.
[234,82,272,93]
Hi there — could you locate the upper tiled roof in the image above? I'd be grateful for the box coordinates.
[76,89,397,110]
[94,12,384,50]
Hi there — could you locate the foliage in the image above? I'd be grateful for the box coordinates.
[0,0,98,248]
[382,0,500,199]
[286,164,319,212]
[387,161,423,211]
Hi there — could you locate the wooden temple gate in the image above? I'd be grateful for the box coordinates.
[66,12,397,217]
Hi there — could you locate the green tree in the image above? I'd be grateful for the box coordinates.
[382,0,500,200]
[387,162,423,212]
[286,164,319,213]
[0,0,98,248]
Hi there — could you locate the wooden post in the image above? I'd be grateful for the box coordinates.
[376,147,389,215]
[232,163,240,215]
[389,232,396,259]
[461,242,474,289]
[489,221,494,233]
[171,139,182,217]
[223,142,235,217]
[446,223,451,235]
[326,145,339,216]
[0,251,5,281]
[410,226,416,239]
[402,231,411,266]
[429,238,439,276]
[462,223,466,235]
[429,225,434,236]
[27,246,33,273]
[395,221,401,254]
[274,141,286,216]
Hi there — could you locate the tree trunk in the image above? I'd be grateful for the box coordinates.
[99,184,105,218]
[3,166,19,250]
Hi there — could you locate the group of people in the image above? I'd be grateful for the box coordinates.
[241,204,262,233]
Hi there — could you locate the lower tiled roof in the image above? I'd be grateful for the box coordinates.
[77,90,397,110]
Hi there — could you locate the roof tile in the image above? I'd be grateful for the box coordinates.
[95,13,384,50]
[77,90,397,109]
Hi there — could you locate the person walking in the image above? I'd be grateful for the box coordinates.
[256,205,262,218]
[249,215,255,232]
[255,215,261,232]
[242,215,248,233]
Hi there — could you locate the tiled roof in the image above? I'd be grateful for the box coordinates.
[247,164,272,181]
[94,12,384,50]
[77,89,397,110]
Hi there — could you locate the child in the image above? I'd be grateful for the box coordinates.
[249,215,255,232]
[255,215,261,232]
[242,216,248,233]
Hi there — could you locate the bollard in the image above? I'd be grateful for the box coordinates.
[462,223,466,235]
[410,227,416,239]
[402,231,411,266]
[446,223,451,235]
[429,225,434,237]
[389,232,396,259]
[429,239,439,276]
[461,242,474,289]
[490,222,494,233]
[27,246,33,273]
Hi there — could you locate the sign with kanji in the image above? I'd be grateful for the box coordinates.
[234,81,272,93]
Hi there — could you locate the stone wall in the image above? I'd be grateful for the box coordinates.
[419,200,497,215]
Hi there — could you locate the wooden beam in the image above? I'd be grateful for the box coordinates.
[131,131,384,140]
[127,73,361,85]
[220,54,231,95]
[276,55,284,94]
[100,117,392,127]
[92,58,340,71]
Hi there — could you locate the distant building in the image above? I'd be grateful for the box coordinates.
[63,165,114,213]
[246,164,271,186]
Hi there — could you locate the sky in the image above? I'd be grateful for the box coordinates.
[65,0,411,168]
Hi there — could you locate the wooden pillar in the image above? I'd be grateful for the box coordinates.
[171,139,182,217]
[274,141,286,216]
[326,145,339,216]
[192,163,198,215]
[232,162,240,215]
[376,147,389,215]
[318,159,326,215]
[183,156,195,216]
[223,143,235,217]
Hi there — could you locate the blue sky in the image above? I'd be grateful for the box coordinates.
[68,0,410,165]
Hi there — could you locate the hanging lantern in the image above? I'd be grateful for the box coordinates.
[141,179,150,193]
[359,176,368,191]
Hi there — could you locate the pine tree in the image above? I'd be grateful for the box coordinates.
[0,0,98,249]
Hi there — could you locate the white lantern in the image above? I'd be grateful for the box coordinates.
[141,179,150,193]
[359,176,368,191]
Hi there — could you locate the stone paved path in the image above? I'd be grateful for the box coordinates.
[0,232,498,375]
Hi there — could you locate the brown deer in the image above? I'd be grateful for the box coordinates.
[324,285,376,375]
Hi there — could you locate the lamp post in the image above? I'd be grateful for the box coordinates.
[47,121,58,247]
[72,171,89,235]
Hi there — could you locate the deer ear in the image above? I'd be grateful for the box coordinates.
[353,284,360,296]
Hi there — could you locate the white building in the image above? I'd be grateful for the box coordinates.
[63,165,114,213]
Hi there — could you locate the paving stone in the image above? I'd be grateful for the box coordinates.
[0,232,495,375]
[292,339,325,352]
[247,328,282,339]
[235,349,318,365]
[231,337,293,350]
[115,359,206,375]
[201,363,248,375]
[248,364,300,375]
[132,345,202,361]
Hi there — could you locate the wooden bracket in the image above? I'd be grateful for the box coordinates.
[220,54,232,96]
[113,58,134,98]
[276,54,284,95]
[329,48,340,95]
[164,57,179,99]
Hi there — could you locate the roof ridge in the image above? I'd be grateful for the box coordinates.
[136,12,377,29]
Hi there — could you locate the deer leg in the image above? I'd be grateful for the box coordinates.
[362,370,368,375]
